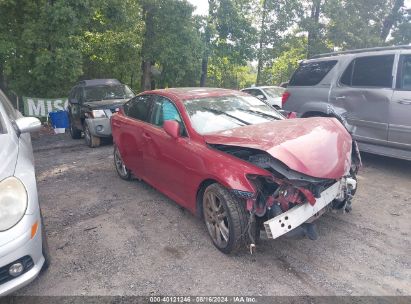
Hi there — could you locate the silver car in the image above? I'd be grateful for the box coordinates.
[0,90,49,295]
[283,45,411,161]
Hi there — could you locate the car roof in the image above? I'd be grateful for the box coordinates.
[143,87,249,101]
[77,79,121,87]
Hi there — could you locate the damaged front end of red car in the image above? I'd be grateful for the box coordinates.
[209,139,361,251]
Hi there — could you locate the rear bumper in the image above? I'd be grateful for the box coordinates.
[0,214,44,296]
[264,179,352,239]
[85,118,112,137]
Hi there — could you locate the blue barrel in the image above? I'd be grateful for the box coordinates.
[49,111,69,129]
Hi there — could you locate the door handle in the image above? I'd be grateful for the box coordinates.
[399,99,411,105]
[336,96,346,100]
[142,133,152,140]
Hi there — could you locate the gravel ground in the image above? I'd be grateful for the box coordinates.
[15,133,411,296]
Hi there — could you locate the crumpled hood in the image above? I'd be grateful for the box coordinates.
[0,134,18,180]
[83,99,128,110]
[203,117,353,179]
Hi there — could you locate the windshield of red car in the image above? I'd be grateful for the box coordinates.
[183,95,284,135]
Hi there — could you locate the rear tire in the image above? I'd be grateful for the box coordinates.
[84,124,101,148]
[114,145,131,180]
[203,183,249,254]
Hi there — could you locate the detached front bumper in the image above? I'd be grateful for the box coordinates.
[85,118,112,137]
[0,213,44,296]
[264,178,356,240]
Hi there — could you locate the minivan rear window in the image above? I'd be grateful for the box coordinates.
[289,60,337,86]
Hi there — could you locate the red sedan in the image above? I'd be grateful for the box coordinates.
[111,88,361,254]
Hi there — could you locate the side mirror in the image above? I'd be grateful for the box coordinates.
[163,120,180,139]
[15,117,41,134]
[256,94,266,100]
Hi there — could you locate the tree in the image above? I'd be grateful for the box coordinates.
[200,0,257,87]
[269,36,307,85]
[380,0,405,41]
[324,0,407,50]
[390,8,411,44]
[255,0,302,85]
[80,0,143,89]
[140,0,203,91]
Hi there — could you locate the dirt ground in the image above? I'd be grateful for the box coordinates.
[16,132,411,296]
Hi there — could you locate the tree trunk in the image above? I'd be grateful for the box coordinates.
[256,0,267,86]
[140,2,155,91]
[141,60,152,91]
[307,0,321,58]
[380,0,404,42]
[200,0,216,87]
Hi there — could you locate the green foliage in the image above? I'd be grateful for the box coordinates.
[139,0,203,89]
[267,36,307,85]
[80,0,143,89]
[207,57,256,89]
[0,0,409,98]
[390,8,411,44]
[324,0,389,49]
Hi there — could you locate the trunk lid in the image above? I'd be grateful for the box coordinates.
[203,117,352,179]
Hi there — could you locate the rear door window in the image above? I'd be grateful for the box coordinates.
[289,60,337,86]
[123,95,152,122]
[396,55,411,90]
[341,55,394,88]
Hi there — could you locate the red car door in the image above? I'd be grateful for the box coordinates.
[141,95,204,209]
[116,95,153,178]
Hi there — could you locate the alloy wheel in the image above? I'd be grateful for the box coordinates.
[203,191,230,248]
[114,147,128,177]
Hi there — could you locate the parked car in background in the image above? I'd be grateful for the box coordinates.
[283,45,411,161]
[68,79,135,147]
[0,90,50,295]
[111,88,360,254]
[241,86,285,108]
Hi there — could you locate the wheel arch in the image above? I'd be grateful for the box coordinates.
[195,179,219,218]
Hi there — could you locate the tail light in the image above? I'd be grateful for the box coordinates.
[281,91,290,107]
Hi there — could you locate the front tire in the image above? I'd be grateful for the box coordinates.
[203,183,249,254]
[114,145,131,180]
[69,119,82,139]
[84,123,101,148]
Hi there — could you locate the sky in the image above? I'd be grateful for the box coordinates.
[187,0,208,15]
[187,0,411,16]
